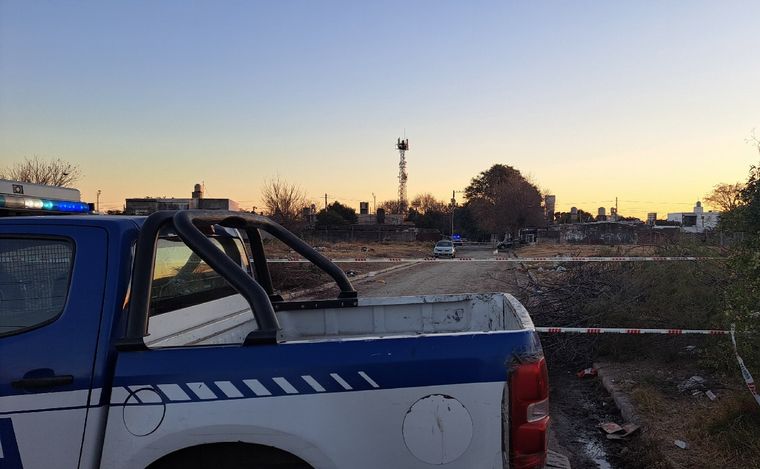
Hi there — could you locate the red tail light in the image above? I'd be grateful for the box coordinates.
[510,357,550,469]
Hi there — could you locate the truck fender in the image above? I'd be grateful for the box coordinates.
[111,425,336,469]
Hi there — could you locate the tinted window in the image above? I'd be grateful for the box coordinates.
[0,238,73,335]
[437,241,453,247]
[150,235,250,315]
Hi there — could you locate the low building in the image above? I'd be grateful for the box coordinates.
[667,201,720,233]
[124,183,239,215]
[0,179,90,216]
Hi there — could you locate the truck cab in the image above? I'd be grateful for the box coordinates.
[0,211,549,469]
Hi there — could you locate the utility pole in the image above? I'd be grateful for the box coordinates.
[372,192,376,214]
[451,191,456,237]
[324,193,328,210]
[96,190,101,212]
[450,190,466,237]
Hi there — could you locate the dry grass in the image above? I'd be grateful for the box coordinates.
[517,243,658,258]
[263,239,434,259]
[604,361,760,469]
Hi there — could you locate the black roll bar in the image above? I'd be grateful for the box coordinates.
[120,210,357,350]
[172,212,280,335]
[121,211,174,349]
[176,211,356,297]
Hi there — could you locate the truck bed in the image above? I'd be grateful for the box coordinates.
[278,293,535,342]
[146,292,535,348]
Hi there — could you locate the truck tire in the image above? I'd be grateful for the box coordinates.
[148,442,313,469]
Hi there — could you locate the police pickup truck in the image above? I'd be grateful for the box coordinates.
[0,211,549,469]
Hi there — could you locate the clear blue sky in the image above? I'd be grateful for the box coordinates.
[1,1,758,216]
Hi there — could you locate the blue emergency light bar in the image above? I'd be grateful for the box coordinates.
[0,194,90,213]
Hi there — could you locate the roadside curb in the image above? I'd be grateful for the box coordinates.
[593,362,641,425]
[281,260,423,300]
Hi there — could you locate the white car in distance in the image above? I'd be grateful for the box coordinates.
[433,239,456,258]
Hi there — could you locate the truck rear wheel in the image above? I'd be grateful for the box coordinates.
[148,442,313,469]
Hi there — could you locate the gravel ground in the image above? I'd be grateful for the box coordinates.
[352,245,519,297]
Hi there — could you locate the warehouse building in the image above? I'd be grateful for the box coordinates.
[124,183,239,215]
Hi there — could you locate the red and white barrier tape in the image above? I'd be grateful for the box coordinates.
[267,256,718,263]
[535,326,729,335]
[535,324,759,408]
[731,324,760,408]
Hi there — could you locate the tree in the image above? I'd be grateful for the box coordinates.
[465,164,544,236]
[379,199,405,214]
[722,153,760,367]
[316,201,358,227]
[0,156,82,187]
[554,209,594,224]
[261,177,308,229]
[410,193,447,214]
[704,183,744,212]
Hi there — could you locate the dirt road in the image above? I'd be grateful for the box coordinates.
[354,246,520,297]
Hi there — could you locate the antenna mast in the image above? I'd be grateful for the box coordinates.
[396,137,409,214]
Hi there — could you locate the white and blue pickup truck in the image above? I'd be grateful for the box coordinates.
[0,210,549,469]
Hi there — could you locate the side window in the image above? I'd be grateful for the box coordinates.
[146,234,258,348]
[0,238,73,336]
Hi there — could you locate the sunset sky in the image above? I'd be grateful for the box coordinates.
[1,1,759,218]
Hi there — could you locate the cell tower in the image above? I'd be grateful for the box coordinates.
[396,137,409,214]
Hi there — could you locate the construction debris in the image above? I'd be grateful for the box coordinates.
[678,375,706,393]
[598,422,640,440]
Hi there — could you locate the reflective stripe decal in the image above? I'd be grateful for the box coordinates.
[359,371,380,388]
[186,382,217,400]
[331,373,353,390]
[243,379,272,396]
[302,375,326,392]
[215,381,244,399]
[273,378,299,394]
[157,384,191,402]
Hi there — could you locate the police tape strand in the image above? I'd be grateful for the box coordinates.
[534,326,730,335]
[731,324,760,408]
[533,324,760,408]
[267,256,719,263]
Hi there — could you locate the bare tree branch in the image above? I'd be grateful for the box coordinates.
[0,156,82,187]
[261,177,309,230]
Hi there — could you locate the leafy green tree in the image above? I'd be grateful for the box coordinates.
[722,137,760,369]
[465,164,544,236]
[316,201,357,227]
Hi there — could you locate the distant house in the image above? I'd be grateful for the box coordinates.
[667,201,720,233]
[124,183,239,215]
